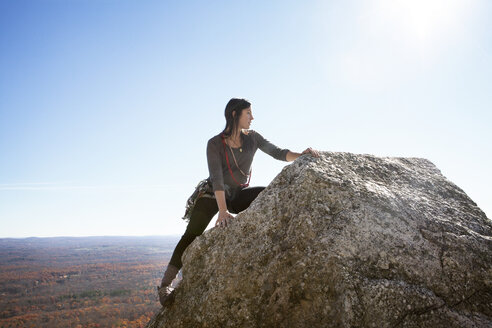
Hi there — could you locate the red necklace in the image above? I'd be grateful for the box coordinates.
[221,134,251,187]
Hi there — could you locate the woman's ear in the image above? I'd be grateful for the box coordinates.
[232,111,236,117]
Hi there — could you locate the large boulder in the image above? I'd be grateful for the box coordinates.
[147,152,492,328]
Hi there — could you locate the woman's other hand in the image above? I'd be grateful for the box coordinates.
[302,147,320,158]
[286,148,320,162]
[215,210,234,228]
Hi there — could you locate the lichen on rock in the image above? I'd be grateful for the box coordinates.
[146,152,492,328]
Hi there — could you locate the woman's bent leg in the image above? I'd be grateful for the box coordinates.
[229,186,265,213]
[167,197,218,271]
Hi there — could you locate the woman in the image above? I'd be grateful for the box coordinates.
[158,98,319,306]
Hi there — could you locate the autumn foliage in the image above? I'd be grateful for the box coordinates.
[0,236,179,328]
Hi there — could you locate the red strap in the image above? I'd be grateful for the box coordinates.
[221,134,251,188]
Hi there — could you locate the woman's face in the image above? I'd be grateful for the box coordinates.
[238,107,254,130]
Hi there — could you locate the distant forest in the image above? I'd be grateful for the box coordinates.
[0,236,179,328]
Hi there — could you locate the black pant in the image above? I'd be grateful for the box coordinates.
[169,186,265,269]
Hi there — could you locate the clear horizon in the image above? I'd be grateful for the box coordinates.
[0,235,181,239]
[1,0,491,238]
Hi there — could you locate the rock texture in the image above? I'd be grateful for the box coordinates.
[146,152,492,328]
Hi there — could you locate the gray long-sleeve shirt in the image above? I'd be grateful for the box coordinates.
[207,130,290,200]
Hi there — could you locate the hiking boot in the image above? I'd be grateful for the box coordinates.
[157,285,175,307]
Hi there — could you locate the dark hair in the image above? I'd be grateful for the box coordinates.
[221,98,251,138]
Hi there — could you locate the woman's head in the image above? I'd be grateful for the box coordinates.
[222,98,253,137]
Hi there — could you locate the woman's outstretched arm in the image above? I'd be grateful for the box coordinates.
[286,148,320,162]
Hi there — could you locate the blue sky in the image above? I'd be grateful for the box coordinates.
[1,0,491,238]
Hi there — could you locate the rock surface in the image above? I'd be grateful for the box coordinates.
[146,152,492,328]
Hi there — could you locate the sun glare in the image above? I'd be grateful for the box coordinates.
[376,0,472,49]
[332,0,477,88]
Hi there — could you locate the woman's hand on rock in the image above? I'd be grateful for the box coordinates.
[302,147,320,158]
[215,210,234,228]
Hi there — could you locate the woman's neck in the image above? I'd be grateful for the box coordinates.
[226,128,240,140]
[232,130,242,141]
[226,129,242,146]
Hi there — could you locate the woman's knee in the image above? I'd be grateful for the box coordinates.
[231,186,265,213]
